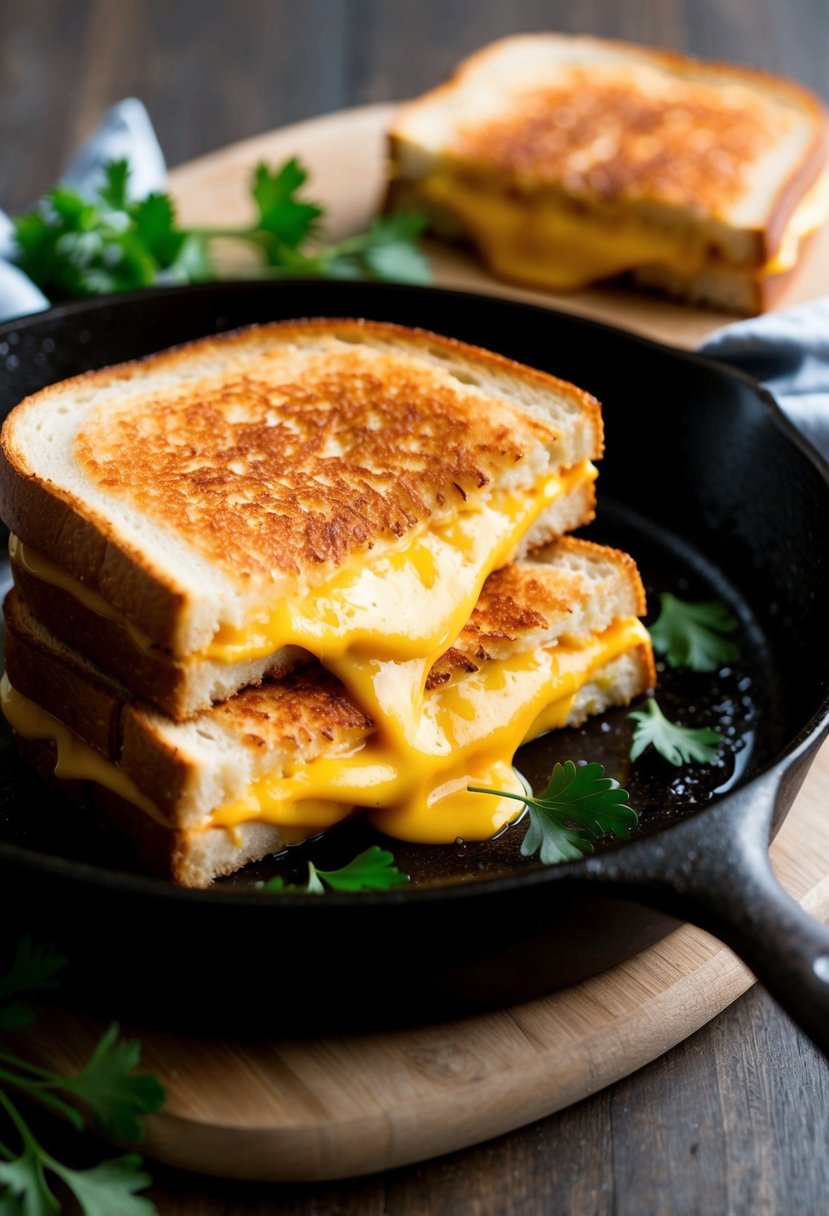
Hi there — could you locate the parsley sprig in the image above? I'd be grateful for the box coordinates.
[12,157,430,303]
[628,697,722,766]
[262,845,409,894]
[649,594,739,672]
[469,761,637,864]
[0,938,165,1215]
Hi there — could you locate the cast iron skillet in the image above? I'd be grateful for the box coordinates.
[0,281,828,1050]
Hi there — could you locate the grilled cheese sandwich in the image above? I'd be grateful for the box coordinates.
[1,321,601,721]
[0,320,653,887]
[2,540,654,885]
[386,35,829,313]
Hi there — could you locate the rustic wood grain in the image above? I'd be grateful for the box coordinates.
[1,2,828,1212]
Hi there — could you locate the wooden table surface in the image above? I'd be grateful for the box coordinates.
[2,2,828,1212]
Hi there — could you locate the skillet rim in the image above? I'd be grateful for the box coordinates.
[0,278,827,908]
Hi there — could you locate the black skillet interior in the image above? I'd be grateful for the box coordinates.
[0,281,827,1032]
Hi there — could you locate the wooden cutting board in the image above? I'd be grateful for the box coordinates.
[23,765,829,1182]
[19,105,829,1183]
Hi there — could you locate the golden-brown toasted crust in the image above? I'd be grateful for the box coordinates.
[208,670,372,753]
[119,667,375,815]
[4,588,375,814]
[3,590,127,755]
[638,637,657,696]
[0,319,602,649]
[460,565,571,658]
[455,535,646,662]
[11,563,190,717]
[3,534,648,845]
[10,561,309,720]
[73,353,550,581]
[632,230,819,314]
[8,641,656,887]
[6,734,296,887]
[0,474,188,650]
[6,463,597,723]
[5,533,645,779]
[455,81,774,213]
[549,535,647,615]
[425,646,480,690]
[390,34,829,264]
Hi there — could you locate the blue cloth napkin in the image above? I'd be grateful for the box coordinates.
[1,97,827,465]
[0,98,165,322]
[700,300,829,462]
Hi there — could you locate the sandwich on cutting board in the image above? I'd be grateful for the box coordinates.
[0,320,653,887]
[386,34,829,313]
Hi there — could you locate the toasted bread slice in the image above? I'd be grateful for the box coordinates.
[0,319,602,659]
[386,35,829,310]
[3,539,654,886]
[9,471,596,719]
[427,535,645,681]
[16,643,653,889]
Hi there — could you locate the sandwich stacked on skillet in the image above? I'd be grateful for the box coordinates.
[0,319,654,887]
[386,34,829,313]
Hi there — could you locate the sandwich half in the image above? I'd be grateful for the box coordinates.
[386,34,829,313]
[1,319,602,719]
[2,538,655,887]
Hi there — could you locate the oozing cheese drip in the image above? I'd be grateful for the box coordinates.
[1,618,650,845]
[10,463,595,666]
[10,463,598,840]
[412,170,829,290]
[0,673,163,823]
[765,172,829,274]
[6,460,623,855]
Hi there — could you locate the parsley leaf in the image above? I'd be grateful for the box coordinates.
[49,1155,156,1216]
[99,160,131,210]
[315,846,410,892]
[469,761,637,865]
[0,1129,59,1215]
[322,213,431,285]
[0,940,164,1215]
[251,158,324,254]
[11,157,429,302]
[262,846,409,894]
[628,697,722,765]
[61,1023,166,1141]
[649,594,739,672]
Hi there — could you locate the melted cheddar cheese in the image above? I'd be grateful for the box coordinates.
[1,618,649,844]
[414,171,829,290]
[4,456,647,856]
[10,461,595,665]
[0,674,162,823]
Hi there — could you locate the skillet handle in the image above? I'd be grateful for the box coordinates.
[585,770,829,1057]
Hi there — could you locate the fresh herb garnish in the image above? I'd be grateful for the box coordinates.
[628,696,722,766]
[468,761,637,864]
[261,845,409,894]
[11,157,430,303]
[649,593,739,672]
[0,938,165,1215]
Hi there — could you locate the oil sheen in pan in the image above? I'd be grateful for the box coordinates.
[0,499,770,891]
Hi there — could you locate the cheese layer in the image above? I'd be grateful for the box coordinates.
[1,617,649,846]
[0,673,162,823]
[412,170,829,290]
[10,463,598,810]
[10,461,595,667]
